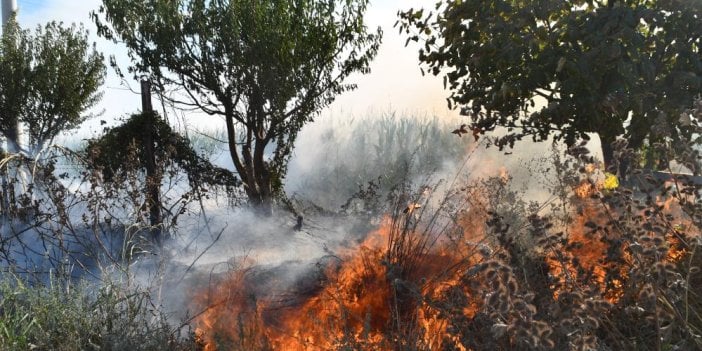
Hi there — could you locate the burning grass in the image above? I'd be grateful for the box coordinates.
[190,153,702,350]
[3,125,699,350]
[189,184,492,351]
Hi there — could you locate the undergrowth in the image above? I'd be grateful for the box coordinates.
[0,273,197,350]
[3,98,702,350]
[190,125,702,350]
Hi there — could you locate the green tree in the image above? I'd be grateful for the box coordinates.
[92,0,382,212]
[398,0,702,171]
[0,18,105,155]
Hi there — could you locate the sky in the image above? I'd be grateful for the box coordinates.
[12,0,459,135]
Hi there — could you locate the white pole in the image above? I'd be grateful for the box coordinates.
[1,0,16,28]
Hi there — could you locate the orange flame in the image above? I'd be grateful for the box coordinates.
[190,170,696,350]
[546,177,693,303]
[191,204,487,351]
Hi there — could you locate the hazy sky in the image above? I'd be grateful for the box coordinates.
[13,0,458,132]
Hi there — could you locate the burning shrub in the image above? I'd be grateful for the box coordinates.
[190,136,702,350]
[189,183,487,350]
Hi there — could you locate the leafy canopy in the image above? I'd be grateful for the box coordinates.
[0,18,105,154]
[92,0,382,206]
[398,0,702,161]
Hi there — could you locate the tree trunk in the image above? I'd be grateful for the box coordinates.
[224,111,275,215]
[0,0,15,224]
[0,153,10,220]
[601,138,615,172]
[600,135,632,182]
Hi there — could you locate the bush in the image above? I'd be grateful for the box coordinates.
[0,273,197,351]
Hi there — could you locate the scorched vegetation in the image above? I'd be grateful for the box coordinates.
[1,1,702,351]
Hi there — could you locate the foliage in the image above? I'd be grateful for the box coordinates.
[0,17,105,154]
[91,0,382,210]
[0,273,198,351]
[0,137,243,279]
[186,127,229,160]
[86,112,239,192]
[0,142,233,350]
[397,0,702,167]
[85,111,241,243]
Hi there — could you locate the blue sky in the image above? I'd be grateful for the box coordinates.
[17,0,43,15]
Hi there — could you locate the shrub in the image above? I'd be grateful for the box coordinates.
[0,273,198,351]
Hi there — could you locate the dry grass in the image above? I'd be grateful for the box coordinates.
[0,273,198,351]
[191,137,702,350]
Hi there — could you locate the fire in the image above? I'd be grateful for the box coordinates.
[545,201,627,301]
[189,168,699,350]
[190,267,272,351]
[191,205,486,351]
[267,214,481,351]
[498,167,509,184]
[270,224,391,350]
[546,174,695,302]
